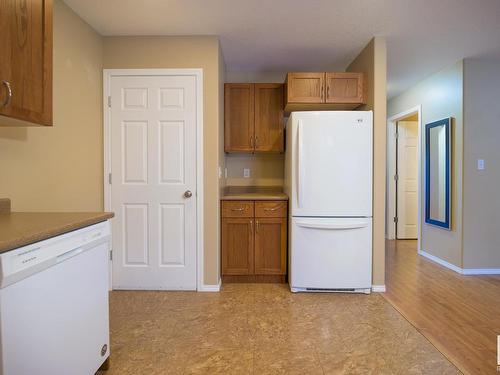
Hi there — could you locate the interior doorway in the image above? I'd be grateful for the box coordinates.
[103,69,204,291]
[396,116,418,239]
[386,106,422,249]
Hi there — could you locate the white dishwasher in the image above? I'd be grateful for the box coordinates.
[0,221,111,375]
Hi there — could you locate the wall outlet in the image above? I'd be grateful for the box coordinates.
[243,168,251,178]
[477,159,485,170]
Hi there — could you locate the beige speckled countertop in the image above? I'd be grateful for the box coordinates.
[0,202,114,254]
[221,186,288,201]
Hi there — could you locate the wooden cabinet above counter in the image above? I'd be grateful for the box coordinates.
[284,72,365,113]
[224,83,284,153]
[0,0,53,126]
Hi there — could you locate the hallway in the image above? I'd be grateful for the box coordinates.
[384,240,500,375]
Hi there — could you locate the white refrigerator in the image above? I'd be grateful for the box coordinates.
[284,111,373,293]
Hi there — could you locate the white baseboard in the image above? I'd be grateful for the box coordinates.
[198,279,221,292]
[462,268,500,275]
[371,285,386,293]
[418,250,500,275]
[418,250,463,273]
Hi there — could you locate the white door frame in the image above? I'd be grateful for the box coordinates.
[103,68,204,291]
[386,105,422,252]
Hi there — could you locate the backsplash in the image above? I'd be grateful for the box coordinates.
[225,153,284,186]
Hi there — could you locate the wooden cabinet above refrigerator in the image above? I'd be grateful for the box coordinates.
[284,72,365,113]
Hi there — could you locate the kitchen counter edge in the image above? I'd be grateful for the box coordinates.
[0,212,114,254]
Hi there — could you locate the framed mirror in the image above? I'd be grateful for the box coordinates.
[425,118,451,229]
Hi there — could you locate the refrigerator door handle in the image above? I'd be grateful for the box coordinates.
[295,220,370,230]
[297,120,304,208]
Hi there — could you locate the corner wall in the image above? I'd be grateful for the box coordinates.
[0,0,104,211]
[388,61,464,267]
[103,36,223,286]
[347,37,387,287]
[462,58,500,269]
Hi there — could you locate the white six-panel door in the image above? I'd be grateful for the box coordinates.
[397,121,418,239]
[108,73,198,290]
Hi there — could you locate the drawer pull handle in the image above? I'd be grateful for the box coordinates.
[231,207,245,211]
[264,206,281,211]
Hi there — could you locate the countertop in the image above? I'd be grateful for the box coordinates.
[221,186,288,201]
[0,208,114,254]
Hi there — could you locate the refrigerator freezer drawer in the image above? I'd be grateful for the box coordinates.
[290,217,372,292]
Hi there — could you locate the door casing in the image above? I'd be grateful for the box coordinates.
[103,69,204,291]
[386,105,422,252]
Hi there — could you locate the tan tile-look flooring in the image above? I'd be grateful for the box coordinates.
[98,284,460,374]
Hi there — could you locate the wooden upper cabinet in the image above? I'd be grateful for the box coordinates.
[254,83,284,152]
[225,82,284,153]
[0,0,53,125]
[285,72,325,103]
[224,83,254,152]
[326,73,364,104]
[221,217,254,275]
[284,72,365,113]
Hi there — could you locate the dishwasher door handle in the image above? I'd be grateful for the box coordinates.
[56,246,84,263]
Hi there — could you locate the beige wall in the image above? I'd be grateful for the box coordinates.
[225,71,286,83]
[347,37,387,286]
[462,58,500,269]
[103,36,223,285]
[225,154,284,186]
[0,0,103,211]
[224,71,287,187]
[388,61,464,267]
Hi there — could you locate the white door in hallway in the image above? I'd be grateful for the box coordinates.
[397,121,418,239]
[109,73,198,290]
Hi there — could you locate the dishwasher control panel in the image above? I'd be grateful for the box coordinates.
[0,221,111,288]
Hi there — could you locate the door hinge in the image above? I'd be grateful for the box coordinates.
[109,250,113,261]
[108,173,112,185]
[394,216,398,223]
[107,96,111,108]
[394,174,399,181]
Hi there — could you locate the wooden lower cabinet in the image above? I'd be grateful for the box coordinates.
[221,200,287,282]
[254,218,287,275]
[221,218,254,275]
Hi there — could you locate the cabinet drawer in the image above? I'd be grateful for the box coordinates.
[222,201,254,218]
[255,201,287,218]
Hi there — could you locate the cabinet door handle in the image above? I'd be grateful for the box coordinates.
[256,220,259,233]
[326,85,330,99]
[320,85,324,101]
[255,136,258,148]
[2,81,12,107]
[250,220,253,232]
[231,207,245,212]
[250,135,254,148]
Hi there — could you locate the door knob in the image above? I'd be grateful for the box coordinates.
[184,190,193,198]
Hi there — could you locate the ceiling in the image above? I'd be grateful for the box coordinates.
[63,0,500,98]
